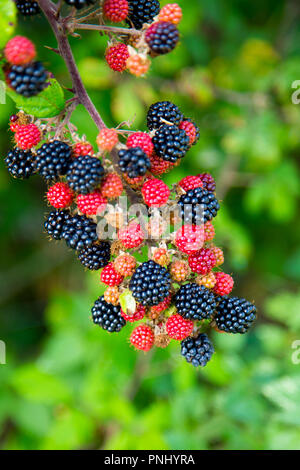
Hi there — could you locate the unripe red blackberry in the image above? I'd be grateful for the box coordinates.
[73,142,94,157]
[198,173,216,193]
[152,124,190,163]
[101,262,124,286]
[158,3,182,25]
[178,175,203,192]
[121,304,146,322]
[170,260,190,282]
[105,43,129,72]
[96,128,119,151]
[174,225,204,255]
[14,123,41,150]
[213,272,234,296]
[77,191,107,216]
[149,153,174,175]
[130,324,154,351]
[100,173,123,199]
[127,0,160,29]
[149,293,172,318]
[152,248,170,266]
[181,333,214,367]
[118,221,145,249]
[103,0,129,22]
[92,296,126,333]
[142,179,170,207]
[77,242,111,270]
[179,119,200,146]
[126,132,154,157]
[188,248,217,275]
[196,272,216,290]
[5,36,36,66]
[166,314,194,341]
[47,182,74,209]
[204,221,215,242]
[114,253,136,276]
[104,286,120,305]
[211,246,224,266]
[127,55,151,77]
[145,21,179,55]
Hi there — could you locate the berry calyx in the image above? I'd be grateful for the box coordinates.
[130,324,154,351]
[158,3,182,25]
[175,225,204,255]
[105,43,129,72]
[77,191,107,216]
[5,36,36,66]
[100,173,123,199]
[213,272,234,296]
[114,253,136,276]
[166,314,194,341]
[126,132,154,157]
[118,221,145,249]
[101,262,124,286]
[14,123,41,150]
[47,182,74,209]
[103,0,129,22]
[141,179,170,207]
[188,248,217,275]
[96,128,119,152]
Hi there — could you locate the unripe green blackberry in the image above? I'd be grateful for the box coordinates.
[92,296,126,332]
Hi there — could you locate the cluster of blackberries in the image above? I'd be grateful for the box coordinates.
[15,0,40,16]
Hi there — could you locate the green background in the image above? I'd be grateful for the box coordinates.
[0,0,300,450]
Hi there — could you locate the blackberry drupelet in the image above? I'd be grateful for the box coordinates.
[62,214,98,251]
[5,148,35,179]
[7,62,47,97]
[181,333,214,367]
[129,260,171,306]
[146,21,179,55]
[175,283,216,320]
[35,140,72,181]
[15,0,40,16]
[214,296,257,334]
[127,0,160,29]
[92,296,126,332]
[118,147,150,179]
[147,101,183,130]
[78,242,111,270]
[178,187,220,224]
[44,209,72,241]
[152,124,189,163]
[64,0,95,9]
[66,155,104,194]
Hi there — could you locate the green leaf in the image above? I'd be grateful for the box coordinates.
[6,78,65,118]
[119,289,136,315]
[0,0,16,48]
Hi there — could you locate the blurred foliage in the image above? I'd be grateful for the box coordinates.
[0,0,300,450]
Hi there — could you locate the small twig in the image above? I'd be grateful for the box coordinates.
[74,23,140,36]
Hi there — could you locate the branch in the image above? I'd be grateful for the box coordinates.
[37,0,106,131]
[74,23,140,36]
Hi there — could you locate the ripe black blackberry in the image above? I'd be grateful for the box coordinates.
[62,214,98,251]
[178,187,220,224]
[214,296,257,334]
[175,283,216,320]
[4,148,35,179]
[66,155,104,194]
[7,62,47,97]
[44,209,72,241]
[129,260,171,306]
[127,0,160,29]
[118,147,150,179]
[181,333,214,367]
[64,0,95,9]
[35,141,72,181]
[152,124,189,163]
[15,0,40,16]
[92,296,126,333]
[78,242,111,270]
[146,21,179,55]
[147,101,183,130]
